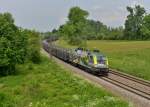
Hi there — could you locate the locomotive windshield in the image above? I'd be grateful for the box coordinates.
[97,55,106,64]
[89,56,94,63]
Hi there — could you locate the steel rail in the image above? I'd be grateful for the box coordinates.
[109,70,150,87]
[101,77,150,100]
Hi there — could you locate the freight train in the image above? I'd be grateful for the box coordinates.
[43,38,109,75]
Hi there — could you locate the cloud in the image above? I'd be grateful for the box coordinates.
[131,0,144,7]
[91,5,102,11]
[1,0,149,31]
[59,17,68,25]
[89,5,127,27]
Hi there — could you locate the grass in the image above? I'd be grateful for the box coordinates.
[0,55,129,107]
[56,40,150,81]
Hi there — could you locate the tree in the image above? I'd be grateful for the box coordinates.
[58,6,124,41]
[68,7,88,24]
[0,13,27,75]
[59,7,89,46]
[83,20,109,40]
[141,14,150,40]
[124,5,146,40]
[105,27,124,40]
[23,30,41,63]
[52,29,57,33]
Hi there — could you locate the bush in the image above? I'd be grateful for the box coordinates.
[24,30,41,64]
[28,46,41,64]
[0,13,27,76]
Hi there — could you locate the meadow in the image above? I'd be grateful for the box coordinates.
[57,40,150,81]
[0,55,128,107]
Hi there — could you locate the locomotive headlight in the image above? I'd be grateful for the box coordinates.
[94,64,98,68]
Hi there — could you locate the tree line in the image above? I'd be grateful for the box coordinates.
[49,5,150,46]
[0,12,41,76]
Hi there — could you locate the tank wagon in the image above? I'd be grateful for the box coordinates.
[43,38,109,75]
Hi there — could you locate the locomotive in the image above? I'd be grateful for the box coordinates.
[73,48,109,75]
[43,39,109,75]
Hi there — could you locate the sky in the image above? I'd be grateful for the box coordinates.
[0,0,150,32]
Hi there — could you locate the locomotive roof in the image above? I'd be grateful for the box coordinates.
[91,51,105,57]
[74,47,106,57]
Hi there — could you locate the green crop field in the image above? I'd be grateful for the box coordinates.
[0,55,128,107]
[57,40,150,81]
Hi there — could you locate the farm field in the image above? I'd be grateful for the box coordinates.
[57,40,150,81]
[0,55,128,107]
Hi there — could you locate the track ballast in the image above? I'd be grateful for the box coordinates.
[101,70,150,100]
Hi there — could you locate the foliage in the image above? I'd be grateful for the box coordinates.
[57,7,125,42]
[0,13,27,75]
[56,5,150,41]
[41,32,52,40]
[83,20,108,40]
[141,14,150,40]
[0,12,41,75]
[104,27,124,40]
[58,7,89,47]
[68,7,89,24]
[124,5,146,40]
[24,30,41,64]
[0,56,129,107]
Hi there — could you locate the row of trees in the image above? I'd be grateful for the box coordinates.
[54,7,124,46]
[0,12,41,76]
[50,5,150,46]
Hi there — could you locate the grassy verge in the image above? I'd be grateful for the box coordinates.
[56,40,150,80]
[0,55,129,107]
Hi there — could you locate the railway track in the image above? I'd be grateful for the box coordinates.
[109,70,150,87]
[100,70,150,100]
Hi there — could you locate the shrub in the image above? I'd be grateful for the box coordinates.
[24,30,41,64]
[0,13,27,76]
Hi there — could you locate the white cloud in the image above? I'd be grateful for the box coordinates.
[1,0,149,31]
[131,0,144,7]
[89,5,127,27]
[59,17,68,25]
[92,5,102,11]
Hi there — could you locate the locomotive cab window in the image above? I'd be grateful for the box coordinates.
[97,55,105,64]
[89,55,94,63]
